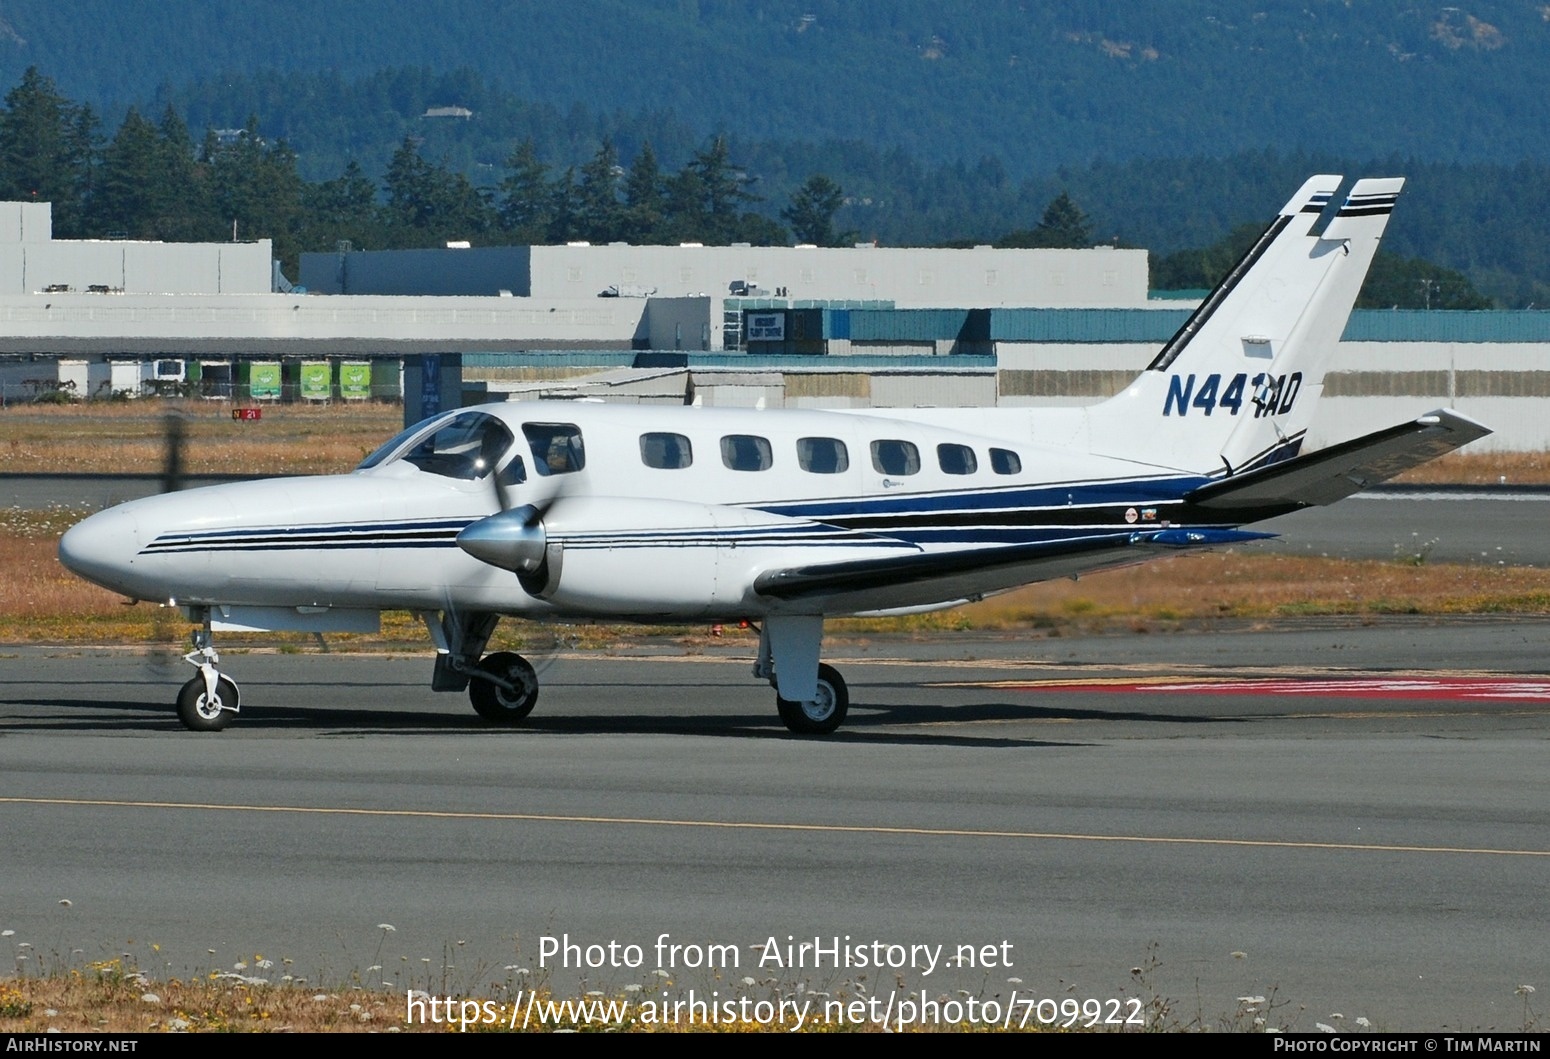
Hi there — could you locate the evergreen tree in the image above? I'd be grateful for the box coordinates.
[662,161,707,242]
[0,68,95,235]
[206,116,306,263]
[1151,222,1261,290]
[300,159,386,257]
[621,142,665,244]
[692,136,760,242]
[998,191,1093,249]
[782,174,852,246]
[94,107,194,239]
[383,135,492,244]
[573,139,624,243]
[1357,252,1494,310]
[305,160,378,230]
[545,166,578,243]
[497,139,552,242]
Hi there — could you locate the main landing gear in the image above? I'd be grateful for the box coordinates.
[166,607,850,736]
[775,662,849,735]
[176,619,240,732]
[754,616,849,736]
[420,610,540,724]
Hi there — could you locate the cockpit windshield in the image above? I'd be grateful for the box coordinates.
[356,410,515,481]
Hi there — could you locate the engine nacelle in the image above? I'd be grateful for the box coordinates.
[464,496,805,616]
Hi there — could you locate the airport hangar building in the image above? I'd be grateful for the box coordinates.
[0,201,1545,452]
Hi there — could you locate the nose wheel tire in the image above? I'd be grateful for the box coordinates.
[776,663,848,735]
[177,674,239,732]
[470,651,540,722]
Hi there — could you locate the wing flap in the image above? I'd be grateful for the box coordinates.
[753,529,1270,607]
[1187,409,1491,510]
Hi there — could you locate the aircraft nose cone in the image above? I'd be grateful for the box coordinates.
[58,505,145,596]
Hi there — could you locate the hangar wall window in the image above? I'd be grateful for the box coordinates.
[640,432,693,469]
[721,434,773,471]
[870,439,920,476]
[797,436,849,474]
[989,448,1022,475]
[937,443,978,476]
[523,422,586,475]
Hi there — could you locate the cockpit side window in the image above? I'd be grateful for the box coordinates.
[396,411,515,481]
[523,422,586,476]
[357,414,452,471]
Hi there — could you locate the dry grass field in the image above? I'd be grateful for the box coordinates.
[0,399,402,476]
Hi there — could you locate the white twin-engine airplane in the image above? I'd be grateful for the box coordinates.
[59,175,1489,734]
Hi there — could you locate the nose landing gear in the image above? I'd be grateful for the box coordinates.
[176,622,240,732]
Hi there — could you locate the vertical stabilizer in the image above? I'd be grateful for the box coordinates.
[1086,176,1401,475]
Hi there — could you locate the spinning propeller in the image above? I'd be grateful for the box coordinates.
[455,449,568,597]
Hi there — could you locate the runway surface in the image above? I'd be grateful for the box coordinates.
[3,620,1548,1031]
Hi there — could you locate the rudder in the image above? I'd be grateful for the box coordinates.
[1086,176,1402,476]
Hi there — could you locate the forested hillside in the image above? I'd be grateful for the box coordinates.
[0,1,1546,306]
[0,1,1547,171]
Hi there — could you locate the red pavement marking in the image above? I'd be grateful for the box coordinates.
[1010,677,1550,702]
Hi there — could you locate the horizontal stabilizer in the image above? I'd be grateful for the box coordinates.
[1185,409,1492,510]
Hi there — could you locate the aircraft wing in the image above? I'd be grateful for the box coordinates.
[753,527,1270,609]
[1186,409,1492,511]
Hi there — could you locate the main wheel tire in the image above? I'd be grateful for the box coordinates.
[177,674,238,732]
[776,662,848,735]
[470,651,539,722]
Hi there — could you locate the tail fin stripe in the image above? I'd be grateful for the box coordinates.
[1338,193,1399,217]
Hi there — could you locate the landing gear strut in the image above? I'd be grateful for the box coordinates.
[418,610,541,724]
[176,617,240,732]
[754,616,849,735]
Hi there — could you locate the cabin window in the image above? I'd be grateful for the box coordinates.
[640,432,693,469]
[797,436,849,474]
[523,422,586,475]
[990,448,1022,475]
[937,443,977,476]
[392,410,514,481]
[721,434,773,471]
[498,455,527,487]
[870,439,920,476]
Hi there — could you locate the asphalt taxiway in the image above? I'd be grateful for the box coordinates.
[3,621,1548,1031]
